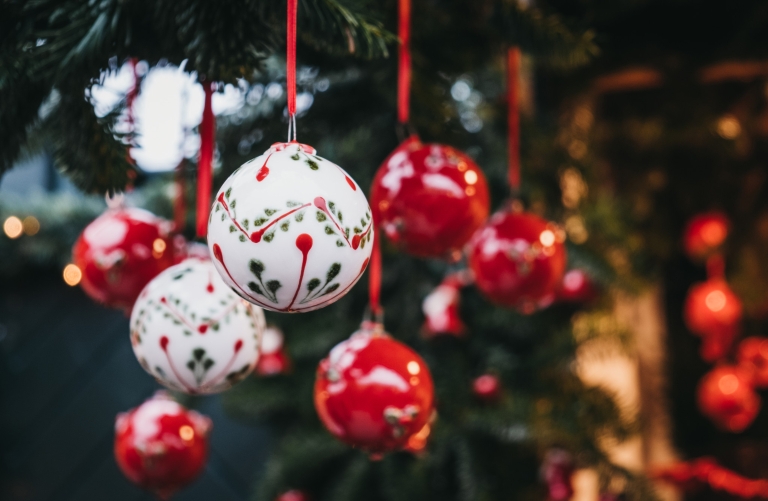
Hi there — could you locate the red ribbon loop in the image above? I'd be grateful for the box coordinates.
[196,81,215,238]
[507,47,521,192]
[287,0,298,117]
[397,0,411,124]
[369,229,382,317]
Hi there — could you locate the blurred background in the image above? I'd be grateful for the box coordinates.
[3,0,768,500]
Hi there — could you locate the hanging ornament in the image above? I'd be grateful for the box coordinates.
[683,278,742,341]
[256,326,292,376]
[542,449,575,501]
[472,374,502,402]
[557,269,599,304]
[314,321,435,454]
[370,137,490,258]
[683,212,730,261]
[737,337,768,389]
[114,392,211,499]
[130,257,265,394]
[697,365,760,432]
[422,273,469,337]
[275,490,311,501]
[207,1,371,312]
[468,210,567,312]
[73,205,176,312]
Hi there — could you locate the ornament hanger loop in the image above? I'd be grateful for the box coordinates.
[287,113,297,142]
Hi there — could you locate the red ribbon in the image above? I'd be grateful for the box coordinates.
[507,47,521,192]
[397,0,411,124]
[369,228,382,318]
[196,81,215,238]
[287,0,298,117]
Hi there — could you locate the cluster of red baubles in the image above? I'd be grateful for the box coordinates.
[114,392,211,499]
[681,212,768,432]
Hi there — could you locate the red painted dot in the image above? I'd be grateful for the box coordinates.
[160,336,169,350]
[234,339,243,352]
[198,325,208,334]
[351,234,361,250]
[212,243,223,262]
[256,166,269,182]
[346,176,357,190]
[296,233,313,254]
[313,196,327,211]
[160,296,167,304]
[206,283,214,293]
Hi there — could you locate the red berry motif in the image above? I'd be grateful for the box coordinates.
[314,322,435,454]
[472,374,502,402]
[468,210,567,312]
[737,337,768,389]
[114,392,211,499]
[371,136,490,258]
[697,366,760,432]
[73,207,176,312]
[683,212,730,261]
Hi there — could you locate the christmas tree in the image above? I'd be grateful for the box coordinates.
[4,1,768,500]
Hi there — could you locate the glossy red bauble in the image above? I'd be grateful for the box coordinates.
[371,136,490,258]
[683,212,730,261]
[684,278,742,340]
[114,392,211,499]
[73,207,176,312]
[737,337,768,389]
[314,322,435,454]
[472,374,502,402]
[422,278,466,338]
[468,210,567,312]
[558,269,599,304]
[256,326,292,376]
[697,366,760,432]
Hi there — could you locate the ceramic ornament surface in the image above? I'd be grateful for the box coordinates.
[130,258,266,394]
[207,142,373,313]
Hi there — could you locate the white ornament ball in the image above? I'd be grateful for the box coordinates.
[130,257,266,394]
[207,142,373,313]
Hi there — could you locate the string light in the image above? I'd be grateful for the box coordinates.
[23,216,40,236]
[3,216,23,239]
[179,425,195,441]
[63,264,83,286]
[717,115,741,139]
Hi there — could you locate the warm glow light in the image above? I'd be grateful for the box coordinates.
[179,425,195,441]
[22,216,40,236]
[3,216,23,239]
[719,374,739,395]
[464,170,478,185]
[465,186,476,196]
[407,361,420,375]
[378,200,390,211]
[540,230,556,247]
[153,238,167,254]
[63,264,83,286]
[717,115,741,139]
[701,221,726,246]
[457,161,468,172]
[705,290,727,312]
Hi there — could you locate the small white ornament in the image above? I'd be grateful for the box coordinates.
[207,142,373,313]
[130,257,266,394]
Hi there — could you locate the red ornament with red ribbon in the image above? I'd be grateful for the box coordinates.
[313,321,435,454]
[369,0,490,259]
[683,278,742,361]
[114,392,211,499]
[73,203,176,312]
[683,212,730,261]
[696,365,760,432]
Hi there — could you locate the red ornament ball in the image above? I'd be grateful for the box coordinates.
[314,322,435,454]
[275,490,311,501]
[256,326,292,376]
[697,366,760,432]
[73,207,176,312]
[684,278,742,339]
[737,337,768,389]
[371,136,490,258]
[422,279,466,338]
[114,392,211,498]
[468,210,567,312]
[472,374,502,402]
[558,269,599,304]
[683,212,729,261]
